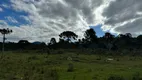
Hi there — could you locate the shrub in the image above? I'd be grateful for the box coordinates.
[67,63,74,72]
[92,76,98,80]
[96,56,101,60]
[57,50,64,54]
[44,69,59,80]
[28,56,38,60]
[116,58,120,61]
[108,75,125,80]
[34,68,59,80]
[132,72,142,80]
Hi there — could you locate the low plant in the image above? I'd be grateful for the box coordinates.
[108,75,125,80]
[67,63,74,72]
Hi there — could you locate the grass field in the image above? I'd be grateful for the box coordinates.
[0,50,142,80]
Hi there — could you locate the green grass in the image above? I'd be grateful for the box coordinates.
[0,50,142,80]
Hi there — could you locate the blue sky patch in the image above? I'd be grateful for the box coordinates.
[90,24,105,37]
[0,0,30,27]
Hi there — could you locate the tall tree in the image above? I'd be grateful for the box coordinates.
[125,33,132,38]
[50,38,57,45]
[123,33,132,44]
[18,40,30,49]
[103,32,115,42]
[0,28,12,52]
[136,35,142,45]
[118,34,125,38]
[103,32,115,50]
[84,28,97,43]
[137,35,142,41]
[59,31,78,42]
[119,33,132,39]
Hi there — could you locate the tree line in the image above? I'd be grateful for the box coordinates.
[49,28,142,51]
[0,28,142,51]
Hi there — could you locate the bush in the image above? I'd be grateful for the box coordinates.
[96,56,101,60]
[57,50,64,54]
[67,63,74,72]
[33,68,59,80]
[108,75,125,80]
[44,69,59,80]
[132,72,142,80]
[28,56,38,60]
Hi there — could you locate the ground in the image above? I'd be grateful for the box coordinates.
[0,50,142,80]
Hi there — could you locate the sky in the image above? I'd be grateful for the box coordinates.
[0,0,142,43]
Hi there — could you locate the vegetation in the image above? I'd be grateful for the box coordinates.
[1,28,142,80]
[0,28,12,52]
[0,28,142,52]
[0,50,142,80]
[59,31,78,43]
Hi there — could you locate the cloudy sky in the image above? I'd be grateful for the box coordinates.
[0,0,142,43]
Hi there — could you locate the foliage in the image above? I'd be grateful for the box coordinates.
[0,51,142,80]
[50,38,57,45]
[0,28,13,35]
[84,28,98,43]
[0,28,13,52]
[132,72,142,80]
[108,75,125,80]
[67,63,74,72]
[59,31,78,42]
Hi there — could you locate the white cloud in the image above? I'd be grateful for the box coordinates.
[7,0,105,42]
[0,7,3,12]
[1,4,11,9]
[5,16,18,23]
[1,0,142,43]
[0,20,7,25]
[101,0,142,36]
[20,15,31,23]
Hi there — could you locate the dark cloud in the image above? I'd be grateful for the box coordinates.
[114,18,142,34]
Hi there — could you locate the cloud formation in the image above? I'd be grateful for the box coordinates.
[0,7,3,12]
[4,0,104,42]
[5,16,18,23]
[0,0,142,43]
[102,0,142,36]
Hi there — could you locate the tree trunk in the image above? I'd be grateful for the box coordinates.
[2,34,5,52]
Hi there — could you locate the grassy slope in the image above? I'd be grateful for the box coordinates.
[0,51,142,80]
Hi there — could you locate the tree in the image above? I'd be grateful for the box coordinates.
[0,28,12,52]
[118,34,125,38]
[125,33,132,38]
[84,28,97,43]
[103,32,115,42]
[18,40,30,44]
[137,35,142,45]
[122,33,132,44]
[137,35,142,41]
[59,31,78,42]
[50,38,57,45]
[18,40,30,49]
[103,32,115,50]
[118,33,132,39]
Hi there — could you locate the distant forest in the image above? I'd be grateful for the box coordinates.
[1,28,142,53]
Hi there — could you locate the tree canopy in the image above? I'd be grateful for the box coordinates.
[59,31,78,42]
[84,28,97,43]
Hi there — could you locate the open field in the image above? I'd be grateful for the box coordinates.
[0,50,142,80]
